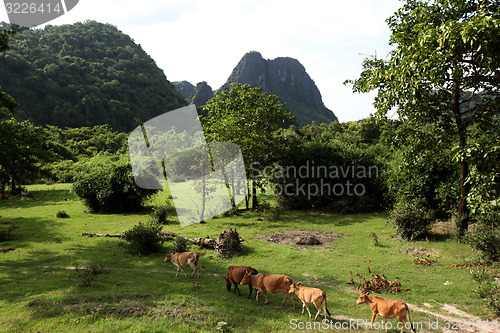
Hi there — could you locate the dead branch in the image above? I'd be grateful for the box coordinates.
[0,247,15,253]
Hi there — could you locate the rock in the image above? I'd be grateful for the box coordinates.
[295,235,321,245]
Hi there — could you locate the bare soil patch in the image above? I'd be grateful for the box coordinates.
[258,230,342,248]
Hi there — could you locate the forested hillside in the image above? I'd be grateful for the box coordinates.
[0,21,186,131]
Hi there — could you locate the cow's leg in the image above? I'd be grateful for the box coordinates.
[304,302,312,319]
[398,314,406,333]
[263,290,269,304]
[371,313,377,329]
[233,282,241,296]
[246,284,252,298]
[255,290,260,302]
[187,259,198,278]
[176,264,188,277]
[289,293,297,308]
[313,299,322,321]
[280,291,289,306]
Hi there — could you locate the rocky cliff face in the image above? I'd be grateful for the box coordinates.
[173,81,214,107]
[221,51,337,126]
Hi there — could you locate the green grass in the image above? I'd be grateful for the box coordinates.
[0,184,498,332]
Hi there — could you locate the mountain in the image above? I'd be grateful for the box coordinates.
[0,21,186,132]
[220,51,337,126]
[173,80,214,107]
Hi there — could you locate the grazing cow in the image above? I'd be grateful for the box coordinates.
[357,292,415,333]
[0,193,9,200]
[20,191,34,200]
[225,265,259,298]
[240,272,296,308]
[289,282,331,321]
[164,252,205,278]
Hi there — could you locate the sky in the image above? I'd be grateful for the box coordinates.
[1,0,403,122]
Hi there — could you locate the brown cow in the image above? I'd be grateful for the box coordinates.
[240,272,296,308]
[20,191,34,200]
[357,292,415,333]
[164,252,205,278]
[225,266,259,298]
[289,282,331,321]
[0,193,9,200]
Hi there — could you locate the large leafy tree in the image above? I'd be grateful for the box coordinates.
[346,0,500,236]
[0,119,51,193]
[202,84,294,209]
[0,26,17,118]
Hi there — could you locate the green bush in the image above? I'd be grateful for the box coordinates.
[151,203,172,224]
[123,221,164,255]
[272,140,386,213]
[388,200,434,241]
[170,236,189,253]
[0,223,18,242]
[56,210,70,218]
[466,211,500,263]
[72,154,159,213]
[471,268,500,316]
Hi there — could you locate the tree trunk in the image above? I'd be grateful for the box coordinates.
[457,129,470,238]
[251,179,258,209]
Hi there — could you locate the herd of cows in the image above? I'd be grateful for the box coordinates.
[164,251,417,333]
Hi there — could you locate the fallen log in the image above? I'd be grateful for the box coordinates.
[0,247,15,253]
[82,232,124,238]
[82,228,244,257]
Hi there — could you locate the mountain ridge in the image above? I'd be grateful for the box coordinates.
[175,51,337,126]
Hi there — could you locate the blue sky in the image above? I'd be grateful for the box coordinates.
[1,0,403,122]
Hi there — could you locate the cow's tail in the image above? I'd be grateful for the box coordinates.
[405,304,416,333]
[322,292,331,316]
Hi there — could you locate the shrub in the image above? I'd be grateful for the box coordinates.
[466,211,500,263]
[272,140,386,213]
[73,154,159,213]
[0,223,18,242]
[151,203,172,224]
[75,262,104,287]
[123,221,164,255]
[471,268,500,316]
[170,236,189,253]
[388,200,434,241]
[56,210,70,218]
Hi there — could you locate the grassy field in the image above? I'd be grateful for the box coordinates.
[0,184,498,333]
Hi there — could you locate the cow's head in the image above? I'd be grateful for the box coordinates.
[289,281,301,294]
[240,272,252,285]
[356,291,370,304]
[164,253,173,262]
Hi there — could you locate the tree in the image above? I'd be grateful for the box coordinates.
[0,119,51,193]
[346,0,500,236]
[202,84,294,209]
[0,26,18,118]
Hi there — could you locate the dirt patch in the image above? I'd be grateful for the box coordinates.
[259,230,342,248]
[409,303,500,333]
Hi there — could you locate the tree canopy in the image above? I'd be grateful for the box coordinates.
[0,21,186,131]
[346,0,500,236]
